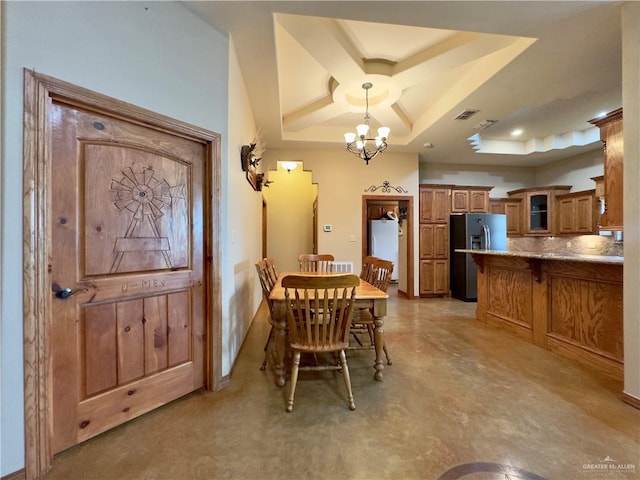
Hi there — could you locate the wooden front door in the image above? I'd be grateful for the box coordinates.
[50,101,206,453]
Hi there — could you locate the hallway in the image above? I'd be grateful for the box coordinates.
[42,290,639,480]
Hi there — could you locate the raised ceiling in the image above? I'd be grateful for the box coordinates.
[186,1,623,167]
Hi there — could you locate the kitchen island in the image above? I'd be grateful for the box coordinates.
[457,249,624,380]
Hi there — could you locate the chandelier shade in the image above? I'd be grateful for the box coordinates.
[344,82,390,165]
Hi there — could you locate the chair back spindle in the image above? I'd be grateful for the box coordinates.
[282,273,360,411]
[298,253,335,272]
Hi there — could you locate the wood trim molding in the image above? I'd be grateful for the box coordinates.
[361,194,414,299]
[22,69,223,479]
[622,392,640,410]
[1,469,26,480]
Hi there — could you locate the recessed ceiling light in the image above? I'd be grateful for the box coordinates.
[423,142,434,148]
[511,128,523,137]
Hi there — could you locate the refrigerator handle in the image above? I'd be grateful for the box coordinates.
[483,225,491,250]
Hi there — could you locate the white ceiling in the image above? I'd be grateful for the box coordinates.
[185,1,623,167]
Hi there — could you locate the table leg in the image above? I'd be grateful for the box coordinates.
[373,315,384,381]
[272,303,287,387]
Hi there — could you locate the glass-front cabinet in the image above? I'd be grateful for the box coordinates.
[507,186,571,235]
[529,193,548,232]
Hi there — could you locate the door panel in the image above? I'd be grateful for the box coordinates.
[51,102,205,453]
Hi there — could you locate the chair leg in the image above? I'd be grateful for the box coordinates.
[286,351,301,412]
[383,341,392,365]
[260,326,274,371]
[339,350,355,410]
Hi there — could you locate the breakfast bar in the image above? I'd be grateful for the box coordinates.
[457,249,624,380]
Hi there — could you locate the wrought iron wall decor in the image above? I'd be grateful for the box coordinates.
[363,180,408,193]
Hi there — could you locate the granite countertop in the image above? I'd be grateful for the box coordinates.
[455,249,624,265]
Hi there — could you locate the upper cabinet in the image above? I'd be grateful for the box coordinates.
[451,187,491,213]
[419,186,451,223]
[555,190,597,234]
[589,108,623,231]
[507,186,571,236]
[367,203,399,220]
[489,198,523,236]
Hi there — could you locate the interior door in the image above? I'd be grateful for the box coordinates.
[50,101,206,453]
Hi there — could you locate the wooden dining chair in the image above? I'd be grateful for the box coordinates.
[350,256,394,364]
[265,257,279,287]
[282,273,360,412]
[298,253,334,272]
[359,255,376,282]
[255,258,278,371]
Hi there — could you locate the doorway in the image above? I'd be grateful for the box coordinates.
[362,195,414,298]
[22,70,222,479]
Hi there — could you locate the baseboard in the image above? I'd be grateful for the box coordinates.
[622,392,640,410]
[1,468,26,480]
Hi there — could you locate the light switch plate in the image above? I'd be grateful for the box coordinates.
[323,224,332,232]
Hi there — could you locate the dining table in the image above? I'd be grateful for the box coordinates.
[268,271,389,387]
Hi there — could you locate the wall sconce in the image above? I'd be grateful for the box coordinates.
[281,161,298,173]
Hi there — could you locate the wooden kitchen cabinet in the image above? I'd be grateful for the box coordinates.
[419,186,451,223]
[489,198,522,236]
[419,260,448,295]
[556,190,597,234]
[508,186,571,235]
[419,184,452,296]
[451,187,491,213]
[419,224,448,259]
[589,108,623,231]
[367,203,399,220]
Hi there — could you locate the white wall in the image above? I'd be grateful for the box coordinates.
[223,38,266,375]
[0,1,235,475]
[419,162,536,197]
[535,148,604,191]
[261,148,419,294]
[622,1,640,402]
[419,149,604,196]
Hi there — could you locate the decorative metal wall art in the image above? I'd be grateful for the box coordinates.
[363,180,408,193]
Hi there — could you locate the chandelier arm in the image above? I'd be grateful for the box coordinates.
[343,82,389,164]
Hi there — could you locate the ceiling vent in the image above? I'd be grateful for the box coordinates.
[453,109,480,120]
[472,119,499,130]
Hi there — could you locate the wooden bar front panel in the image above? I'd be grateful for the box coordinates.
[475,255,623,379]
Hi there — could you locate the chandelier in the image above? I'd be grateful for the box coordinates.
[344,82,390,165]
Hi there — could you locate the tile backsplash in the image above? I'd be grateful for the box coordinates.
[508,234,623,257]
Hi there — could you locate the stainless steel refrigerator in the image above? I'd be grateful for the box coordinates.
[449,213,507,301]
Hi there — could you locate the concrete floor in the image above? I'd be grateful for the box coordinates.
[43,289,639,480]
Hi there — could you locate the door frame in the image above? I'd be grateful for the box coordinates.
[361,195,415,299]
[22,70,222,479]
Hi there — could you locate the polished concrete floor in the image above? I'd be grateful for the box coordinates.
[44,288,639,480]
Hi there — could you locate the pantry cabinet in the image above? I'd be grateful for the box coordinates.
[419,186,451,223]
[419,224,448,259]
[419,260,448,295]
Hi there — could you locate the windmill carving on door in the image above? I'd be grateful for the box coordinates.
[109,166,184,273]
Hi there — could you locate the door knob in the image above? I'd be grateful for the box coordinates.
[54,287,86,299]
